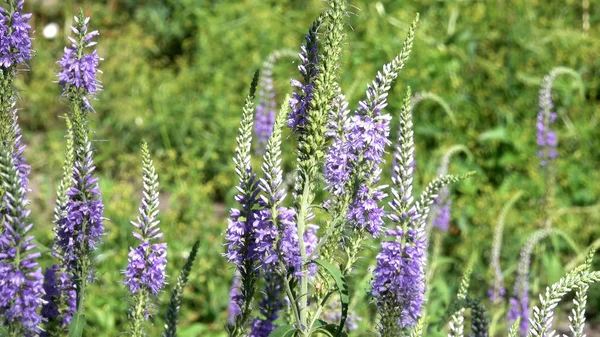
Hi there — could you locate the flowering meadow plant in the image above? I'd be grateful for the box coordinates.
[0,0,598,337]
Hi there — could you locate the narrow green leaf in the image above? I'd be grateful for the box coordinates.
[311,259,349,337]
[0,325,7,337]
[68,313,86,337]
[269,324,297,337]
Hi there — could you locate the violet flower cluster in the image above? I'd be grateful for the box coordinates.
[372,228,426,328]
[323,77,392,238]
[248,273,281,337]
[55,141,105,278]
[123,143,167,297]
[43,16,105,328]
[536,73,558,167]
[254,50,295,153]
[431,194,451,231]
[40,265,76,333]
[123,143,167,337]
[0,0,32,68]
[427,145,469,234]
[288,19,319,133]
[0,147,44,336]
[373,86,427,332]
[0,3,43,334]
[57,14,102,109]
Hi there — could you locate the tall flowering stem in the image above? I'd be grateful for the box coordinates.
[249,99,289,335]
[526,249,600,337]
[426,145,470,235]
[163,240,199,337]
[509,228,555,336]
[448,269,472,337]
[321,16,420,278]
[535,67,581,228]
[290,0,348,330]
[0,146,44,337]
[56,137,104,312]
[54,11,104,315]
[488,191,522,304]
[225,71,261,337]
[41,117,77,337]
[288,17,321,133]
[374,88,471,336]
[537,71,558,228]
[0,0,33,220]
[0,2,42,336]
[124,142,167,337]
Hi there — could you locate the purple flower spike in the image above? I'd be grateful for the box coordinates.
[0,147,44,336]
[41,265,76,332]
[57,14,102,108]
[288,19,319,133]
[324,111,391,237]
[536,73,558,167]
[278,207,319,278]
[372,229,426,329]
[254,50,296,153]
[56,140,105,279]
[431,191,451,232]
[124,143,167,299]
[0,0,33,68]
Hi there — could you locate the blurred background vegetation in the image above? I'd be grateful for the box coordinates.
[16,0,600,336]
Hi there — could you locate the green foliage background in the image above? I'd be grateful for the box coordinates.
[17,0,600,336]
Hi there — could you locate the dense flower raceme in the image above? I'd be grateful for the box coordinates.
[324,90,392,237]
[323,15,419,240]
[0,0,33,68]
[0,147,44,336]
[56,141,105,278]
[40,265,76,331]
[536,73,558,167]
[288,18,319,132]
[123,145,167,297]
[372,226,426,329]
[57,14,102,108]
[227,205,318,277]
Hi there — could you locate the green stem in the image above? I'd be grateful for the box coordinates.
[297,177,312,332]
[307,290,336,334]
[130,290,148,337]
[278,264,302,327]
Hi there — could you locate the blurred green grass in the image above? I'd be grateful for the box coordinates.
[17,0,600,336]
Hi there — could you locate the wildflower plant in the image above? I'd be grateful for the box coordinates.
[0,1,597,337]
[51,12,104,320]
[488,191,523,304]
[223,1,474,336]
[124,142,167,336]
[0,1,44,336]
[535,67,583,228]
